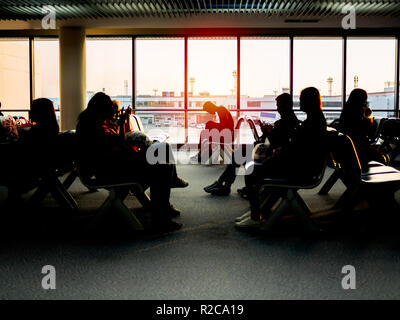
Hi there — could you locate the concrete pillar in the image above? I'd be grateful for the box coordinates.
[59,27,86,130]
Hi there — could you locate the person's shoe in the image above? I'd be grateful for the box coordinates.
[168,204,181,217]
[171,177,189,188]
[237,187,248,199]
[235,216,261,229]
[235,211,251,222]
[204,181,222,193]
[153,219,182,232]
[210,185,231,196]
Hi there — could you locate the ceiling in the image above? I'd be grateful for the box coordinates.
[1,0,400,20]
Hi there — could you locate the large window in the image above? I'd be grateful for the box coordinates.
[34,38,59,110]
[86,38,132,107]
[135,38,184,143]
[347,38,396,117]
[0,39,30,116]
[240,38,290,108]
[294,38,343,121]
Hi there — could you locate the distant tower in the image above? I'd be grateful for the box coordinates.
[153,89,158,96]
[354,75,359,88]
[124,80,128,95]
[232,70,237,95]
[327,77,333,96]
[189,77,195,95]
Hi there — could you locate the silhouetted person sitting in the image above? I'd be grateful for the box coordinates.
[204,93,300,196]
[76,92,183,232]
[338,88,387,170]
[191,101,234,163]
[237,87,327,228]
[3,98,59,195]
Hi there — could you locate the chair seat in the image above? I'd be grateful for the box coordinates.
[361,171,400,184]
[262,175,323,189]
[362,165,399,176]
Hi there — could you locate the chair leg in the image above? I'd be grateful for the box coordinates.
[289,190,321,232]
[318,170,339,195]
[260,192,291,231]
[259,190,283,219]
[112,197,144,231]
[334,185,359,210]
[62,168,78,190]
[51,176,78,210]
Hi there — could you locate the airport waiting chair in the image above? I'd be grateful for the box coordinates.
[246,134,331,232]
[77,164,151,231]
[27,131,78,210]
[329,133,400,212]
[318,125,387,196]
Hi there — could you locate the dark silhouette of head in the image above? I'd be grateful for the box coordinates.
[299,87,322,115]
[81,92,114,123]
[345,88,368,120]
[30,98,59,134]
[203,101,218,114]
[275,93,293,116]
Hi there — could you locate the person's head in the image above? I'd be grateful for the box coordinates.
[83,92,114,122]
[275,93,293,116]
[203,101,218,114]
[345,88,368,119]
[299,87,322,115]
[30,98,59,133]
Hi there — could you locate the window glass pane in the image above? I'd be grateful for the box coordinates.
[135,110,184,144]
[135,38,185,144]
[188,37,237,109]
[240,38,290,109]
[86,38,132,107]
[0,39,30,113]
[136,38,184,105]
[294,38,343,122]
[347,38,396,118]
[34,38,59,112]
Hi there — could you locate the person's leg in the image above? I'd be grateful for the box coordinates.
[148,163,182,230]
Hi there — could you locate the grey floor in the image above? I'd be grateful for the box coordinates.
[1,164,400,300]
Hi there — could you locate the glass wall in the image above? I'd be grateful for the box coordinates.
[240,37,290,114]
[347,38,396,117]
[86,38,132,108]
[293,37,343,122]
[34,38,59,112]
[135,38,185,143]
[0,39,30,117]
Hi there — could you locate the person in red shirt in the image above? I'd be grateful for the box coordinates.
[191,101,234,163]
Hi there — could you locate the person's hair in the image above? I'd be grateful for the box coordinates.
[30,98,59,134]
[343,88,368,120]
[299,87,322,114]
[275,93,293,114]
[78,92,113,123]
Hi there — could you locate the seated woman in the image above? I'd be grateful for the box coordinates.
[237,87,327,228]
[204,93,300,196]
[76,92,185,232]
[338,88,387,170]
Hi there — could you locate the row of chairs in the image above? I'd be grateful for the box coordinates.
[252,128,400,232]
